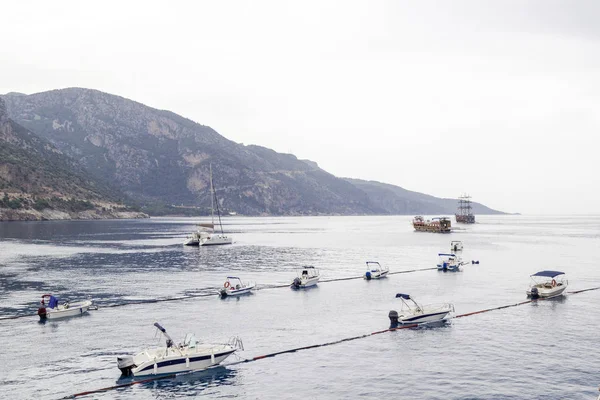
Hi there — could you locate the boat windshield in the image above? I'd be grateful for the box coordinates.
[184,333,197,348]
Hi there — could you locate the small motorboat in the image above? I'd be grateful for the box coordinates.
[451,241,463,252]
[526,270,568,299]
[291,266,320,289]
[117,323,242,377]
[37,294,93,320]
[437,253,465,271]
[388,293,454,326]
[364,261,389,280]
[219,277,255,298]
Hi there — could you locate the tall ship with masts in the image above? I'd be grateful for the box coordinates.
[183,164,233,246]
[455,193,475,224]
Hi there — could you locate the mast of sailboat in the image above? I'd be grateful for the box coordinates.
[210,163,215,227]
[209,163,225,235]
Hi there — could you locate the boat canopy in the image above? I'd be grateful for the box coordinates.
[395,293,411,299]
[48,295,58,309]
[438,253,456,257]
[531,270,565,278]
[226,276,241,280]
[366,261,380,265]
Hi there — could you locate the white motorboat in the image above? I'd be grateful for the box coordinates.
[117,323,242,377]
[291,266,320,288]
[526,270,568,298]
[37,294,93,320]
[389,293,454,326]
[451,241,463,252]
[184,164,233,247]
[219,277,255,298]
[364,261,389,280]
[437,253,467,271]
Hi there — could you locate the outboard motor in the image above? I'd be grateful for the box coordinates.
[292,277,301,288]
[530,287,539,299]
[389,310,399,328]
[117,356,136,376]
[365,271,372,280]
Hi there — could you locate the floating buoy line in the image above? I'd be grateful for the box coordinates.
[60,285,600,399]
[0,267,438,321]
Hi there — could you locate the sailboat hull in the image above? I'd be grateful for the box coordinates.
[200,235,233,246]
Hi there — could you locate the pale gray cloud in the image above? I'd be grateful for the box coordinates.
[1,1,599,214]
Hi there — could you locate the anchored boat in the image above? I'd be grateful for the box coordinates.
[184,164,233,247]
[117,323,242,377]
[388,294,454,325]
[437,253,466,272]
[291,266,320,288]
[455,194,475,223]
[451,240,463,252]
[364,261,389,280]
[412,216,452,233]
[37,294,93,320]
[526,270,568,299]
[219,277,255,298]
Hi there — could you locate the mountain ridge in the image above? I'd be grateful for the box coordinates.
[2,88,505,217]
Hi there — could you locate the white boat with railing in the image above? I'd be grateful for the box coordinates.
[451,241,463,252]
[291,266,320,288]
[526,270,568,298]
[219,277,255,298]
[437,253,467,272]
[389,293,454,325]
[37,294,93,320]
[364,261,389,280]
[117,323,242,377]
[183,224,214,246]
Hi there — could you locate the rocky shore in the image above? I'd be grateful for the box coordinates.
[0,208,149,221]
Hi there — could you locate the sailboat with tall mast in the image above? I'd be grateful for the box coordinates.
[183,164,233,246]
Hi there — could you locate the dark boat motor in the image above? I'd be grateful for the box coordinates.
[365,271,372,280]
[292,277,301,288]
[389,310,399,328]
[117,356,136,376]
[530,287,539,298]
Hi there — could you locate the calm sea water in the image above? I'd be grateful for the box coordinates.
[0,215,599,399]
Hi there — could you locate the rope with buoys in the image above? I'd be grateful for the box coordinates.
[1,267,437,322]
[61,285,600,399]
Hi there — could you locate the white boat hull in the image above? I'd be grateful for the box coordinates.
[123,347,236,377]
[43,300,93,320]
[398,310,451,324]
[527,285,567,298]
[220,285,255,297]
[200,235,233,246]
[292,276,320,288]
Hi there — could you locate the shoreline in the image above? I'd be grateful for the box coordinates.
[0,208,149,222]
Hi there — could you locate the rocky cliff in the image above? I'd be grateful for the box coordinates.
[0,97,147,221]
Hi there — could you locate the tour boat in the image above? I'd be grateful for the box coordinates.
[437,253,465,271]
[37,294,93,320]
[451,241,463,252]
[412,216,452,233]
[364,261,389,280]
[526,270,568,299]
[117,323,242,377]
[291,266,320,288]
[219,277,255,298]
[388,293,454,325]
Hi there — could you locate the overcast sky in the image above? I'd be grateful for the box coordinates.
[1,1,599,214]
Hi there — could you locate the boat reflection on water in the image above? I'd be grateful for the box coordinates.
[117,365,238,394]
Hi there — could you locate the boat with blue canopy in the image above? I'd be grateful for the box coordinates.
[388,293,454,326]
[364,261,389,280]
[526,270,568,298]
[437,253,466,271]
